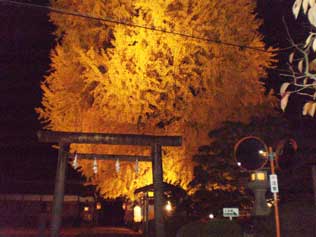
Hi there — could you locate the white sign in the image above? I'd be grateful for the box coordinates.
[269,174,279,193]
[223,208,239,217]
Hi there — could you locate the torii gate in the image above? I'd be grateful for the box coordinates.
[37,130,182,237]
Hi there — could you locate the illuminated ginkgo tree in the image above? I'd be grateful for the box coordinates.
[280,0,316,116]
[37,0,275,199]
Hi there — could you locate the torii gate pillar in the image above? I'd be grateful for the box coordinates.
[50,142,69,237]
[152,144,165,237]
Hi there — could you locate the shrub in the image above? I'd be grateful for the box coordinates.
[176,219,243,237]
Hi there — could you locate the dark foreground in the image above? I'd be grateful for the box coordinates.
[0,227,142,237]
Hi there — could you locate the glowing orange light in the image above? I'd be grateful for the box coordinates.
[133,205,142,222]
[148,191,154,197]
[165,201,172,212]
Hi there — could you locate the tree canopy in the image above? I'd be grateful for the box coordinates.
[37,0,276,199]
[189,115,293,216]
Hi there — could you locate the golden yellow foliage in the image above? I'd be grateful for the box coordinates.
[37,0,276,199]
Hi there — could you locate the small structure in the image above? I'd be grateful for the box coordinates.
[130,182,187,236]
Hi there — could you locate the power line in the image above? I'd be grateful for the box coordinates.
[0,0,292,53]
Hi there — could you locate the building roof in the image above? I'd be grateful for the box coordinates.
[134,182,186,196]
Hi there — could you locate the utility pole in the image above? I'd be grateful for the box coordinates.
[268,147,281,237]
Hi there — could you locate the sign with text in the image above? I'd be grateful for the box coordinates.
[269,174,279,193]
[223,208,239,217]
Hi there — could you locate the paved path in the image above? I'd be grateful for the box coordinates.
[0,226,142,237]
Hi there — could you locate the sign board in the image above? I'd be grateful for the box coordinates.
[223,208,239,217]
[269,174,279,193]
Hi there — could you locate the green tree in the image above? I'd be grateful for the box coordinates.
[189,115,292,216]
[37,0,276,199]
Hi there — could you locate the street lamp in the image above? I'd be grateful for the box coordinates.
[208,213,214,219]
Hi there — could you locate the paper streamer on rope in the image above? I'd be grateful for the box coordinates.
[115,159,120,173]
[93,157,98,174]
[72,151,78,169]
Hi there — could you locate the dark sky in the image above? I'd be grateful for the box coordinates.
[258,1,316,135]
[0,1,62,182]
[0,0,315,183]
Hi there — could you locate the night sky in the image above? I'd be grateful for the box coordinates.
[0,0,315,185]
[0,0,70,184]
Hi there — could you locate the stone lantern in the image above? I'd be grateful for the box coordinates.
[248,170,271,216]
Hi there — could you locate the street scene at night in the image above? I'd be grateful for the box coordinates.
[1,0,316,236]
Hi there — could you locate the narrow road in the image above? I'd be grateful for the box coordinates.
[0,226,142,237]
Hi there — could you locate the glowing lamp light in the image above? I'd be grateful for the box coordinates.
[133,205,142,223]
[258,150,267,157]
[148,191,154,197]
[165,201,172,212]
[267,202,273,208]
[251,171,267,181]
[237,162,241,167]
[84,206,89,212]
[96,202,102,210]
[209,213,214,219]
[256,172,266,181]
[251,173,256,181]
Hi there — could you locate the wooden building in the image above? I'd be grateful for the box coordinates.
[0,180,96,227]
